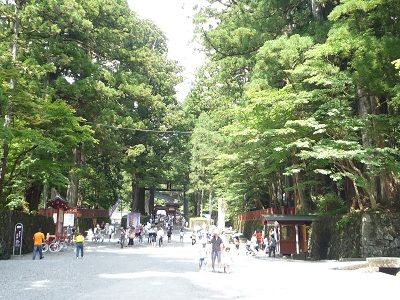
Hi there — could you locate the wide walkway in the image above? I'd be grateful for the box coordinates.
[0,234,399,300]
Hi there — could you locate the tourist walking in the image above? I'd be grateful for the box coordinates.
[179,227,184,243]
[233,233,240,251]
[32,228,45,260]
[108,225,114,242]
[128,227,135,246]
[157,227,164,247]
[210,230,223,272]
[269,234,277,257]
[66,225,73,243]
[167,226,172,243]
[75,232,85,258]
[120,227,126,248]
[136,225,143,243]
[222,247,233,273]
[149,227,157,247]
[191,231,197,245]
[256,230,263,250]
[198,241,208,271]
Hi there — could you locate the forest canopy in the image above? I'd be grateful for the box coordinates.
[0,0,188,212]
[186,0,400,216]
[1,0,400,219]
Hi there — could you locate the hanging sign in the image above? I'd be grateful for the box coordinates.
[13,223,23,256]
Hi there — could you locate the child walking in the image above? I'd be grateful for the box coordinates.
[222,247,233,273]
[198,242,208,271]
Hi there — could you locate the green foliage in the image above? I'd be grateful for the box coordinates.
[0,0,186,211]
[314,192,347,214]
[187,0,400,218]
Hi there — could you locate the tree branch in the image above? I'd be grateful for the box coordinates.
[4,145,38,186]
[202,32,261,60]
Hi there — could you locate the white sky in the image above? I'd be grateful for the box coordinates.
[127,0,206,102]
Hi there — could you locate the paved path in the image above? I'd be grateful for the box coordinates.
[0,235,399,300]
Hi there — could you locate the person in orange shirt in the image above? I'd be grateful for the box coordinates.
[32,228,45,260]
[256,230,263,250]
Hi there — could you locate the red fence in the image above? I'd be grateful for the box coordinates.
[238,207,295,222]
[38,208,109,218]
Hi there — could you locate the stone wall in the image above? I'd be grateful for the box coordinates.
[310,212,400,260]
[361,213,400,257]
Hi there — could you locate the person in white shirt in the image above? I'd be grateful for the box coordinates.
[222,247,233,273]
[198,241,208,271]
[157,227,164,247]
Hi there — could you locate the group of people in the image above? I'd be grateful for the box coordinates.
[32,228,85,260]
[119,223,175,248]
[197,230,233,273]
[32,221,277,271]
[248,230,277,257]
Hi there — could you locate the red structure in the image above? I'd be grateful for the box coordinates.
[262,214,318,256]
[238,207,295,223]
[45,196,70,237]
[38,196,109,236]
[237,207,317,256]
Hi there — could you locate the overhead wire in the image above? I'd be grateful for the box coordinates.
[83,121,192,134]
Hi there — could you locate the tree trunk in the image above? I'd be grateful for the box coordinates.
[25,180,43,212]
[293,173,308,213]
[357,87,381,209]
[131,174,145,214]
[66,144,83,206]
[351,179,364,210]
[50,187,57,200]
[194,192,198,216]
[311,0,323,21]
[42,182,48,208]
[200,189,204,216]
[208,190,213,222]
[0,1,20,204]
[138,187,145,214]
[148,187,155,215]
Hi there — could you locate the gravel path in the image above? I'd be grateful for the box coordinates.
[1,235,399,300]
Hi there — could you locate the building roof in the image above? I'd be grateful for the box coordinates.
[47,196,70,210]
[262,214,318,223]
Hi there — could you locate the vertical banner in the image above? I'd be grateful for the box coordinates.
[13,223,23,256]
[127,212,141,228]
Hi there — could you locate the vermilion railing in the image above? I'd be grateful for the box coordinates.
[238,207,295,222]
[38,208,109,218]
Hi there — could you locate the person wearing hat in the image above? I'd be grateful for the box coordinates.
[210,230,224,272]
